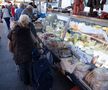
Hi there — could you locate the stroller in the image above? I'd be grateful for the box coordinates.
[32,36,53,90]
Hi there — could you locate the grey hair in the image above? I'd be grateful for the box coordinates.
[18,15,30,27]
[20,3,25,9]
[26,5,33,14]
[26,5,33,9]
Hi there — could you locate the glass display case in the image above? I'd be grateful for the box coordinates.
[64,17,108,90]
[66,17,108,67]
[39,13,108,90]
[36,14,71,59]
[43,13,69,37]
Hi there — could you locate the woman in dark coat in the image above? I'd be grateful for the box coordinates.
[7,15,34,85]
[87,0,101,16]
[100,0,106,11]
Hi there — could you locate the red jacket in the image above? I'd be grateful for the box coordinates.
[74,0,80,6]
[11,6,15,17]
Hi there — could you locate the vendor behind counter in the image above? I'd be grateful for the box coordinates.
[87,0,106,17]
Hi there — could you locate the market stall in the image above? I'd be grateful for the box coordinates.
[35,13,108,90]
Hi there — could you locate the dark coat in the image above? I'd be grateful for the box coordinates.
[101,0,106,4]
[21,8,33,20]
[8,25,33,65]
[87,0,100,9]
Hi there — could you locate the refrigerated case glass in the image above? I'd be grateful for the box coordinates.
[43,13,108,90]
[67,17,108,68]
[44,13,69,37]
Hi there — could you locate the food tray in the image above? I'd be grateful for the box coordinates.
[34,21,43,30]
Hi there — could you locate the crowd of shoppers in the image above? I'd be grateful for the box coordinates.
[7,2,41,89]
[7,2,53,89]
[0,2,38,29]
[0,2,37,38]
[72,0,106,16]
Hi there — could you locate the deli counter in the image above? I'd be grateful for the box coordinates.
[35,13,108,90]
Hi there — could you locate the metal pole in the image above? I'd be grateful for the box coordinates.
[39,0,41,12]
[58,0,62,7]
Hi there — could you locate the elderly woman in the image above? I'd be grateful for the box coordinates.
[21,5,37,37]
[7,15,34,85]
[21,5,33,21]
